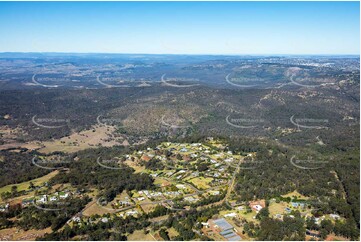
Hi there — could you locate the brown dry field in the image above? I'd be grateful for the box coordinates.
[0,125,128,153]
[0,227,52,241]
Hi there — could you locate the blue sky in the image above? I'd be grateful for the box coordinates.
[0,1,359,54]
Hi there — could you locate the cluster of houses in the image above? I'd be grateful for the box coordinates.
[184,196,199,203]
[0,191,73,214]
[116,209,139,218]
[22,191,70,206]
[124,142,240,206]
[35,191,70,204]
[137,190,164,200]
[269,199,343,224]
[69,208,141,226]
[134,189,186,202]
[128,141,238,187]
[117,197,133,206]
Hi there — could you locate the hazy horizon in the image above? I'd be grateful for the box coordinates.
[0,1,359,55]
[0,52,359,57]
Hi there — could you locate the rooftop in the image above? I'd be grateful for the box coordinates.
[213,218,233,231]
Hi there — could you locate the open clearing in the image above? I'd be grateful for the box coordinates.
[281,190,308,200]
[0,227,52,241]
[154,177,171,187]
[269,202,288,215]
[82,201,115,216]
[127,230,156,241]
[167,227,179,239]
[186,177,212,190]
[125,159,144,173]
[32,125,128,154]
[0,170,59,201]
[140,203,158,213]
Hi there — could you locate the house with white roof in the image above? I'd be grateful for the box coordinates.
[252,204,263,212]
[330,214,340,220]
[176,184,186,189]
[224,212,237,218]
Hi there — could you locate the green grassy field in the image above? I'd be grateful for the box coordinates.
[269,201,288,215]
[281,190,308,200]
[127,229,156,241]
[0,170,58,201]
[186,177,213,190]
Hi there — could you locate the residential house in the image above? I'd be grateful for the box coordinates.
[330,214,340,220]
[224,212,237,218]
[252,204,263,212]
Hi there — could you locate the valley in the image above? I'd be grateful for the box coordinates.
[0,54,359,241]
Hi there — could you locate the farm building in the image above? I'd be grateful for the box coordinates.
[208,218,242,241]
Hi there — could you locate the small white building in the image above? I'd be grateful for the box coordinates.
[126,210,138,216]
[59,193,69,199]
[176,184,186,189]
[210,190,220,195]
[252,204,263,212]
[184,196,198,202]
[72,216,81,223]
[37,195,47,204]
[120,201,131,205]
[224,212,237,218]
[330,214,340,220]
[236,206,244,211]
[201,222,209,228]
